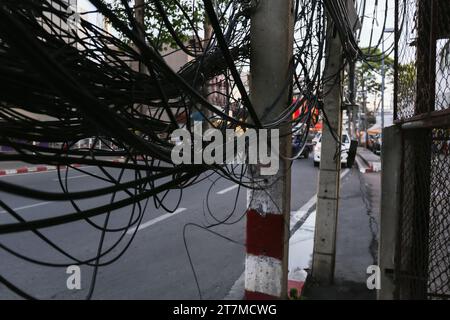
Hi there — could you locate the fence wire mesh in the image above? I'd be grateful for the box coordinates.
[428,129,450,299]
[398,131,431,299]
[397,0,417,119]
[435,2,450,111]
[397,0,450,118]
[394,0,450,300]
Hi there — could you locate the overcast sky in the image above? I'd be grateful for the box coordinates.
[358,0,395,112]
[359,0,395,53]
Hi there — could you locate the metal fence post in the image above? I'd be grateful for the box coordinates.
[378,125,402,299]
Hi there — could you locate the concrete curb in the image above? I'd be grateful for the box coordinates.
[288,269,307,299]
[223,270,307,300]
[355,155,373,173]
[0,164,84,177]
[0,156,133,177]
[0,157,137,177]
[0,159,128,176]
[356,152,381,173]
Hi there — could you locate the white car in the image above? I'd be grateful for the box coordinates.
[312,132,322,146]
[313,133,351,167]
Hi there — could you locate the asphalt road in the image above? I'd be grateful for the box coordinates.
[0,157,319,300]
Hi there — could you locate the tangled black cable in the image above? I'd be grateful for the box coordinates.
[0,0,366,299]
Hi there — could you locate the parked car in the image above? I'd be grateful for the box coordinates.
[313,133,351,167]
[292,124,313,159]
[292,134,312,159]
[373,135,382,155]
[312,132,322,146]
[367,134,378,151]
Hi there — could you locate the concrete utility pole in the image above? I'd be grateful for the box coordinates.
[378,125,402,299]
[380,28,394,144]
[346,0,360,140]
[134,0,151,118]
[381,38,385,138]
[134,0,145,74]
[201,3,214,129]
[245,0,293,299]
[311,10,344,285]
[362,88,368,147]
[348,61,356,139]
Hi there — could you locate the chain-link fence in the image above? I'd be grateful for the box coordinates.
[428,129,450,299]
[396,0,417,120]
[392,0,450,300]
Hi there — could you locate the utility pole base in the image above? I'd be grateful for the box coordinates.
[245,209,286,299]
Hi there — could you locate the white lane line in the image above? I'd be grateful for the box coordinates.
[217,184,239,195]
[292,195,317,221]
[52,174,89,181]
[225,168,352,299]
[0,201,52,214]
[340,168,351,180]
[291,168,350,225]
[126,208,187,234]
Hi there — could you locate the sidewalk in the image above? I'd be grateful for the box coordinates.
[298,168,381,300]
[225,166,381,300]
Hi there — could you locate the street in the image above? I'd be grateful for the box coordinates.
[1,0,447,304]
[0,157,321,299]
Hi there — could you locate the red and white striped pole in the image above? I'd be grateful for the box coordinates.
[245,0,293,300]
[245,169,291,299]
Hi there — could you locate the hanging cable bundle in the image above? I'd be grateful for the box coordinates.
[0,0,335,299]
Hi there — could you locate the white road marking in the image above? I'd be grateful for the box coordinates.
[340,168,351,178]
[52,174,89,181]
[291,168,350,228]
[227,168,352,298]
[216,184,239,195]
[0,201,52,214]
[127,207,187,234]
[291,195,317,222]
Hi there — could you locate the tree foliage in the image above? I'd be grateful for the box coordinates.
[110,0,204,50]
[397,62,416,108]
[110,0,228,51]
[356,47,394,101]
